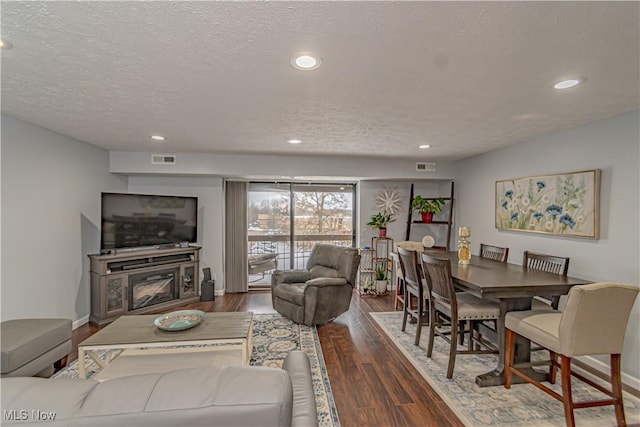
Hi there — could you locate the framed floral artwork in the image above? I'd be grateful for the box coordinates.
[495,169,600,239]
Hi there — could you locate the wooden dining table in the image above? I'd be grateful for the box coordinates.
[422,250,591,387]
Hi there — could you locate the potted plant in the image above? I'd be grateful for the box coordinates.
[361,277,373,291]
[411,196,445,223]
[374,263,388,293]
[367,212,396,237]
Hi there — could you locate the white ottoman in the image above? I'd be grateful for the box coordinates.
[1,318,72,377]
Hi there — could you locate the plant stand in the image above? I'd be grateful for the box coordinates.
[357,237,393,294]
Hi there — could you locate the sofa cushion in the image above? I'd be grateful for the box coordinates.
[306,277,348,288]
[309,265,339,280]
[274,283,307,305]
[283,351,318,427]
[1,377,98,421]
[305,244,360,287]
[2,366,296,427]
[1,319,72,375]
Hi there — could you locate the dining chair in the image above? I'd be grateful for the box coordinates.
[504,282,639,427]
[393,241,425,310]
[479,244,509,263]
[420,253,499,379]
[523,250,570,310]
[397,247,429,346]
[477,244,509,334]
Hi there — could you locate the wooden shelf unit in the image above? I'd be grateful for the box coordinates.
[412,220,449,225]
[404,181,455,251]
[396,181,455,310]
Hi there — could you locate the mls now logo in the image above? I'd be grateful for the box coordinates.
[3,409,57,421]
[4,410,28,421]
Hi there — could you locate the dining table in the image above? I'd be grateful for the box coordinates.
[422,250,591,387]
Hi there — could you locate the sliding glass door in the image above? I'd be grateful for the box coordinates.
[247,182,355,285]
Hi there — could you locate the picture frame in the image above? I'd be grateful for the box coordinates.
[495,169,600,239]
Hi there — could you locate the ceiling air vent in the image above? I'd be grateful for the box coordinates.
[151,154,176,165]
[416,162,436,172]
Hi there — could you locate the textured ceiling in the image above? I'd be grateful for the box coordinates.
[1,2,638,161]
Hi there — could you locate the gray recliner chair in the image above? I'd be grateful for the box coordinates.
[271,244,361,326]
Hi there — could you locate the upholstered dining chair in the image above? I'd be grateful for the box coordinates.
[504,282,639,427]
[479,244,509,263]
[420,253,499,379]
[523,250,570,310]
[397,247,429,346]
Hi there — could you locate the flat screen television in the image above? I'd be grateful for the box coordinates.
[101,192,198,251]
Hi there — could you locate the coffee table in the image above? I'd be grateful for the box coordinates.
[77,312,253,379]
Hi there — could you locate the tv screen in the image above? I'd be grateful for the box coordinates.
[101,192,198,250]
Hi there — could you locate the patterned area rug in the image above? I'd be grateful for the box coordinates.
[371,311,640,427]
[52,313,339,427]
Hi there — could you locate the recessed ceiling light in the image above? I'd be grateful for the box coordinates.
[419,144,431,149]
[290,52,322,71]
[287,139,302,144]
[150,135,166,141]
[554,79,582,90]
[0,39,13,49]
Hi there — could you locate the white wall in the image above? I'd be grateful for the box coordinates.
[110,151,457,181]
[0,114,127,324]
[358,181,412,247]
[358,180,456,249]
[127,176,224,293]
[455,111,640,382]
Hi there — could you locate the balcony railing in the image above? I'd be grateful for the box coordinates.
[248,234,353,270]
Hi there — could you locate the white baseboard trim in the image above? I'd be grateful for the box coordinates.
[72,315,89,330]
[214,289,225,296]
[576,355,640,393]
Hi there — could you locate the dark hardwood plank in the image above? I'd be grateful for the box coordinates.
[318,293,463,427]
[68,290,463,427]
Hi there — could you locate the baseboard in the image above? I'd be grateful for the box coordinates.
[574,355,640,398]
[214,289,225,296]
[72,315,89,330]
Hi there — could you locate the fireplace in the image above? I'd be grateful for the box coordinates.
[128,268,179,310]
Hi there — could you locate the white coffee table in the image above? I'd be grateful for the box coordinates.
[77,312,253,379]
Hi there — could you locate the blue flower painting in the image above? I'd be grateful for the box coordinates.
[495,170,599,238]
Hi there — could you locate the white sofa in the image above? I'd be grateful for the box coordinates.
[1,351,318,427]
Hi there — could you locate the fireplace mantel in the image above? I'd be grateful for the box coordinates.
[88,246,201,326]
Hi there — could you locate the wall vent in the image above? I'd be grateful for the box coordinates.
[151,154,176,165]
[416,162,436,172]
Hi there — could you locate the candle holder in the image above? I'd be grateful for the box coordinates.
[458,226,471,264]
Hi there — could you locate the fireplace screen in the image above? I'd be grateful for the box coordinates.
[129,268,178,310]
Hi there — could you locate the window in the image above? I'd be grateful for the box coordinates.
[247,182,355,285]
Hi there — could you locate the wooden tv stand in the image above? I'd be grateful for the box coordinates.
[89,246,201,326]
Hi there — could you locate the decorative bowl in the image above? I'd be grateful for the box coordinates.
[154,310,206,331]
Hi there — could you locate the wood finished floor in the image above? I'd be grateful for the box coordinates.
[70,291,463,427]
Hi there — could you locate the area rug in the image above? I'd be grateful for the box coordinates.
[53,313,340,427]
[371,311,640,427]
